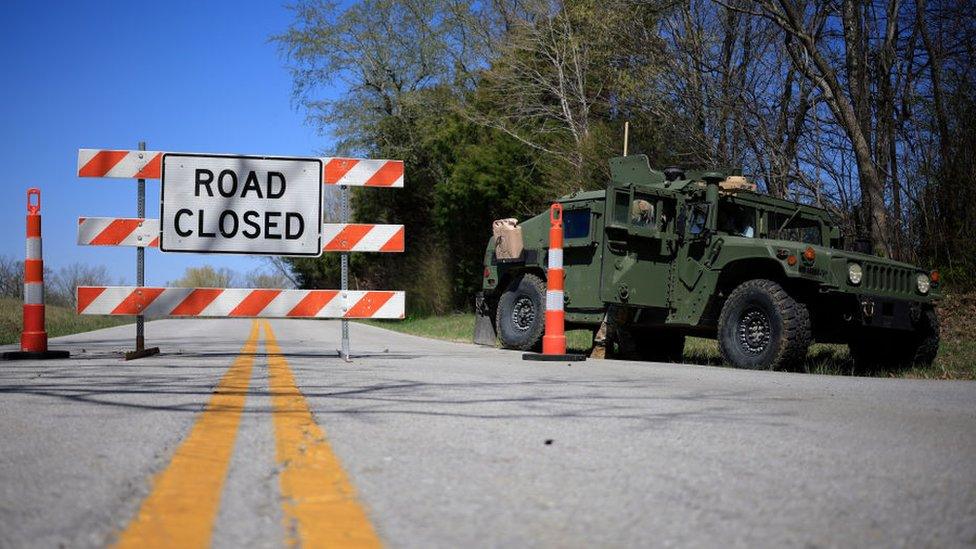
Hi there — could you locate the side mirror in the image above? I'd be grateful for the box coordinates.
[676,209,687,237]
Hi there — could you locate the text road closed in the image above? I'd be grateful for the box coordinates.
[160,154,323,256]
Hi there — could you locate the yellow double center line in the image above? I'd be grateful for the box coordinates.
[265,321,381,548]
[114,319,380,548]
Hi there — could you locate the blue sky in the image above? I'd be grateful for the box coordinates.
[0,1,331,285]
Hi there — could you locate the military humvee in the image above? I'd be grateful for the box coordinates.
[478,155,941,370]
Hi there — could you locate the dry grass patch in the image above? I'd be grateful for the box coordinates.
[0,297,131,346]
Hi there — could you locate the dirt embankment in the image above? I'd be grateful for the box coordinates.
[936,292,975,344]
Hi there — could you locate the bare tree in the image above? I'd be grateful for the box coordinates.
[264,257,300,287]
[169,266,238,288]
[50,263,112,307]
[0,255,23,299]
[719,0,892,254]
[472,3,599,180]
[243,267,296,289]
[275,0,482,155]
[468,0,665,189]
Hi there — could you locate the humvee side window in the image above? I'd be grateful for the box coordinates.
[688,204,709,236]
[563,208,591,239]
[613,191,630,225]
[718,204,756,237]
[769,212,822,245]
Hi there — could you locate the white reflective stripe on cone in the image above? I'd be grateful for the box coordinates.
[26,237,41,259]
[547,248,563,269]
[546,290,564,311]
[24,282,43,305]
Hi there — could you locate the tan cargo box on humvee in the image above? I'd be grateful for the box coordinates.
[720,176,757,192]
[493,218,523,260]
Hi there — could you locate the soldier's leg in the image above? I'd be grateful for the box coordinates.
[607,305,635,358]
[590,314,610,359]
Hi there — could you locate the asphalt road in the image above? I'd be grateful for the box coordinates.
[1,318,974,548]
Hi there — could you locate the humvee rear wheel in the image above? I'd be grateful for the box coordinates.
[718,279,811,370]
[495,273,546,351]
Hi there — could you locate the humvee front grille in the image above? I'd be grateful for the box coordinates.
[863,264,913,293]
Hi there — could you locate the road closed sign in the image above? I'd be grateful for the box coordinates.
[160,154,323,256]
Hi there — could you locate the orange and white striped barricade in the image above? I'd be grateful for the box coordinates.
[2,189,70,360]
[77,147,406,360]
[78,149,404,187]
[77,288,404,319]
[77,219,405,253]
[523,203,585,362]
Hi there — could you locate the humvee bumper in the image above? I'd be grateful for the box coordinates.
[852,294,925,331]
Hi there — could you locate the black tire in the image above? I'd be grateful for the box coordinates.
[849,308,940,372]
[909,308,941,366]
[495,273,546,351]
[717,279,811,370]
[632,330,686,363]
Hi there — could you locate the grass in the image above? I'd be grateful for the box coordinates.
[0,297,132,346]
[362,312,976,380]
[361,313,479,344]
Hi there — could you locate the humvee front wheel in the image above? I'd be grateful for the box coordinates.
[495,273,546,351]
[718,279,811,370]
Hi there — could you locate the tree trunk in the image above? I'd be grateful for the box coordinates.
[766,0,890,255]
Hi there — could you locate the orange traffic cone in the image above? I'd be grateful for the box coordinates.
[3,189,69,360]
[524,203,585,362]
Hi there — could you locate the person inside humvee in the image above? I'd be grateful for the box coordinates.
[631,199,653,227]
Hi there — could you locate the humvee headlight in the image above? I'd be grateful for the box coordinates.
[916,273,931,295]
[847,263,863,285]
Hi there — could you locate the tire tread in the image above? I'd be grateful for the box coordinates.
[717,279,811,370]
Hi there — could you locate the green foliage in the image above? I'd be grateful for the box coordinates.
[434,126,547,307]
[275,1,680,313]
[285,84,550,312]
[935,263,976,293]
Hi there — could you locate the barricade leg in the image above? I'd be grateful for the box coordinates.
[124,141,160,361]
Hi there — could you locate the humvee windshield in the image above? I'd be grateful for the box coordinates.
[769,211,822,245]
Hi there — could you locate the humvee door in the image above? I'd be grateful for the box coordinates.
[600,183,677,309]
[560,201,606,313]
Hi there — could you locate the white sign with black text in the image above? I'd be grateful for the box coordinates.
[160,154,323,256]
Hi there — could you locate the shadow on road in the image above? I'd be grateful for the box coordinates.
[0,356,797,429]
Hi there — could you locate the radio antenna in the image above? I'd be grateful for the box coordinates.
[623,121,630,156]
